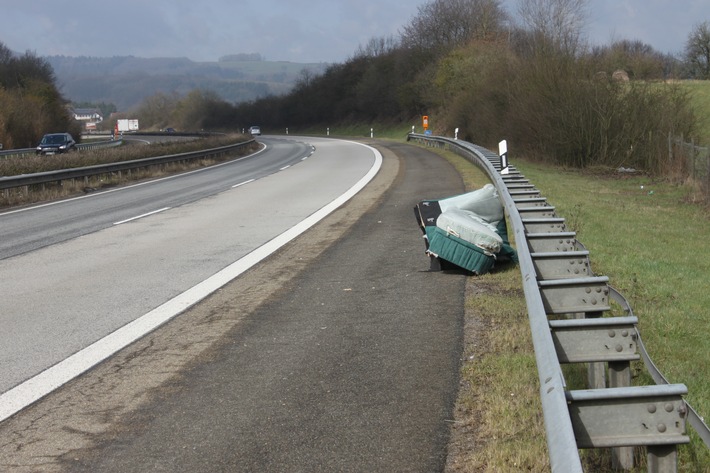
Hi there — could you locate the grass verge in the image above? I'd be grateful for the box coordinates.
[436,149,549,472]
[682,80,710,144]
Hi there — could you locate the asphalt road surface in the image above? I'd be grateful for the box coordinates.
[0,140,468,473]
[0,136,369,400]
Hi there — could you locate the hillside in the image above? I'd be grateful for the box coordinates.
[46,55,329,111]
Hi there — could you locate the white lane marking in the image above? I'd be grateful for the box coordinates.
[232,179,255,188]
[0,141,382,424]
[113,207,171,225]
[280,165,291,171]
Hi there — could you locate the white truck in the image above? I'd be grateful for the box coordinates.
[117,119,139,132]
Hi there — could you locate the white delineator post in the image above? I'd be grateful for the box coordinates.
[499,139,509,175]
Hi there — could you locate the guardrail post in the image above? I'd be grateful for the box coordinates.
[531,251,591,279]
[585,311,607,390]
[523,217,567,233]
[566,384,689,472]
[537,276,611,314]
[648,444,678,473]
[526,232,578,252]
[609,359,634,470]
[518,206,557,219]
[549,315,639,470]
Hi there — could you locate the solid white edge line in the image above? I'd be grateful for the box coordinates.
[113,207,171,225]
[0,141,383,423]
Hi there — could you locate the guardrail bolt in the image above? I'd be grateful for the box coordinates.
[648,404,657,413]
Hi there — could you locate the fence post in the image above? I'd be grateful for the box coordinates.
[691,137,696,180]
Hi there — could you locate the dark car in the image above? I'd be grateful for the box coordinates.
[36,133,77,155]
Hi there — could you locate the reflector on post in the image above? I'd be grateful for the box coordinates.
[499,139,509,175]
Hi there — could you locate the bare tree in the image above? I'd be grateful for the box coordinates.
[400,0,508,55]
[685,21,710,79]
[354,35,400,59]
[516,0,588,56]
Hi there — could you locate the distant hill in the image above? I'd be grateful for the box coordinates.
[45,55,329,111]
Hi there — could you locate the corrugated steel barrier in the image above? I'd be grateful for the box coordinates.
[0,140,255,192]
[407,133,709,473]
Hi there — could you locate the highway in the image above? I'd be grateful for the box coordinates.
[0,138,468,473]
[0,137,311,259]
[0,136,379,412]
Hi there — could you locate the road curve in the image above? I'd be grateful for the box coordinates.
[0,139,467,473]
[0,137,378,410]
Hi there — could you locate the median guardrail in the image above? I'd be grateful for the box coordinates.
[407,133,709,473]
[0,140,255,192]
[0,138,123,159]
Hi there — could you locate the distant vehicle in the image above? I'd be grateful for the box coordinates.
[36,133,77,155]
[164,127,176,133]
[117,118,140,132]
[248,126,261,136]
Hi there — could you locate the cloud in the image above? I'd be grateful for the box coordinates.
[2,0,708,62]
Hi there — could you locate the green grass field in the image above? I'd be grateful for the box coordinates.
[681,80,710,144]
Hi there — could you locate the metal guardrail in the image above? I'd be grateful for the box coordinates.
[1,131,227,159]
[0,140,255,191]
[407,133,709,472]
[0,138,122,158]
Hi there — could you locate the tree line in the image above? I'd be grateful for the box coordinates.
[0,43,80,149]
[220,0,708,174]
[4,0,710,176]
[138,0,705,175]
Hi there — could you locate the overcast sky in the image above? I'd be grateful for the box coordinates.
[1,1,708,63]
